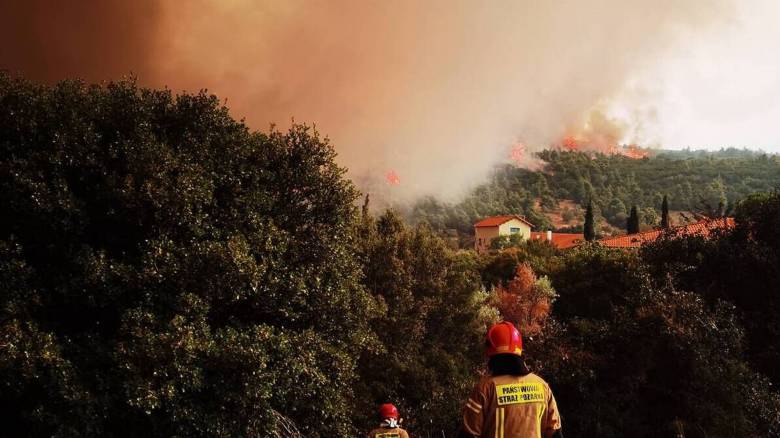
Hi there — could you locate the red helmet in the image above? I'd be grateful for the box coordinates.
[485,321,523,357]
[378,403,399,420]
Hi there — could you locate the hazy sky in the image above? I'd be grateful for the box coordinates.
[1,0,778,200]
[603,0,780,151]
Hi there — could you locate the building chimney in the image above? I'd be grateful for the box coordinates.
[546,230,552,242]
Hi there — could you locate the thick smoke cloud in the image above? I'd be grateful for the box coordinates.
[1,0,730,202]
[0,0,161,82]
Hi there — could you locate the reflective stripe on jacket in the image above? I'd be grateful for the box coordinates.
[462,373,561,438]
[366,426,410,438]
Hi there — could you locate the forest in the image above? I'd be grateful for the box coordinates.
[410,147,780,238]
[1,74,779,437]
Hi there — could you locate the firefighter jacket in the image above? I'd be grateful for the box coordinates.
[462,372,561,438]
[366,426,410,438]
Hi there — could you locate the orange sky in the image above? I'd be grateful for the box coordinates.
[4,0,776,201]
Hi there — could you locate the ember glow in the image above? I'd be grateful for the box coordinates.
[562,136,580,152]
[622,144,650,159]
[386,170,401,186]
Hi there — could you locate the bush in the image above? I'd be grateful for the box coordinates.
[354,210,498,436]
[536,244,780,437]
[642,192,780,387]
[0,74,376,436]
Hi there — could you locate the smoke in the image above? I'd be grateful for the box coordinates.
[0,0,731,202]
[0,0,161,83]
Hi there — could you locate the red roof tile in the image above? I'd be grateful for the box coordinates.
[474,215,535,228]
[530,232,583,249]
[598,218,734,249]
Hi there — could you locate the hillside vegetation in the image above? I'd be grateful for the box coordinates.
[2,74,780,437]
[411,148,780,237]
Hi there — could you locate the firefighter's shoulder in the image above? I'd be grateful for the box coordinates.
[524,372,548,383]
[367,427,407,438]
[474,374,497,393]
[523,372,554,395]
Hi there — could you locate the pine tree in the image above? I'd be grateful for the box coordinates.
[661,195,670,229]
[627,206,640,234]
[361,193,371,221]
[584,200,595,241]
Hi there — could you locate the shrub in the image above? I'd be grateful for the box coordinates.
[0,74,376,436]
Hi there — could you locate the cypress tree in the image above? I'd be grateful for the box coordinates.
[661,195,670,229]
[584,200,595,241]
[627,206,640,234]
[361,193,371,221]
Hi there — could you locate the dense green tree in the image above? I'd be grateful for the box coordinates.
[627,206,640,234]
[537,245,780,437]
[604,197,628,226]
[0,74,377,436]
[481,240,562,287]
[641,206,658,226]
[354,210,497,436]
[642,191,780,386]
[584,201,596,241]
[489,233,525,250]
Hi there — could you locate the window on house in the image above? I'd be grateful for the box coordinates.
[510,227,521,234]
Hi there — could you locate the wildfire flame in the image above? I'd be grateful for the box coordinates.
[386,170,400,186]
[622,144,649,159]
[558,110,650,160]
[562,136,580,151]
[557,136,650,159]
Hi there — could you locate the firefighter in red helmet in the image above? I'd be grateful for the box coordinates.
[366,403,410,438]
[459,321,562,438]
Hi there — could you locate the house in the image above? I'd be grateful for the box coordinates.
[473,215,534,253]
[598,218,735,249]
[530,231,582,250]
[473,215,584,252]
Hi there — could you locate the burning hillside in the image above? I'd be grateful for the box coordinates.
[554,136,651,159]
[554,110,651,159]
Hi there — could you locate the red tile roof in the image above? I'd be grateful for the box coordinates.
[598,218,735,249]
[530,232,583,249]
[474,215,535,228]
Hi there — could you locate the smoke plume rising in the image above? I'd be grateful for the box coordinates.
[1,0,731,202]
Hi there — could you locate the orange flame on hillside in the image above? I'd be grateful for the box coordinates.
[622,144,649,159]
[557,138,650,158]
[386,170,401,186]
[558,110,650,159]
[562,136,580,151]
[557,136,649,159]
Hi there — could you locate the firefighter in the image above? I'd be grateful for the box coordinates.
[366,403,410,438]
[459,322,562,438]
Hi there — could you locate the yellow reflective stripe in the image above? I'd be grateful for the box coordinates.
[499,407,505,438]
[467,398,482,412]
[466,403,480,414]
[494,409,499,438]
[536,401,546,438]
